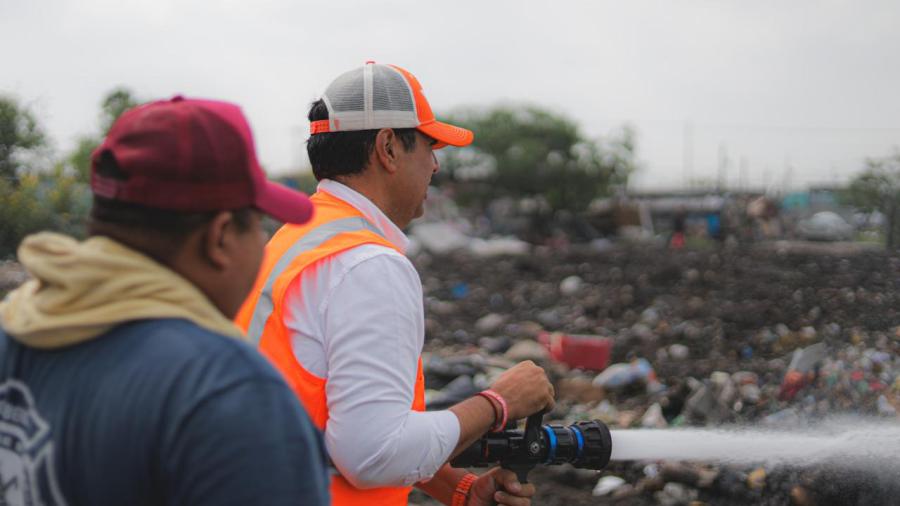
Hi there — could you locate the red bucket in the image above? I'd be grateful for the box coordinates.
[538,332,613,371]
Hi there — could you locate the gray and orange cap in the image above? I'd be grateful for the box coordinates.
[310,62,474,149]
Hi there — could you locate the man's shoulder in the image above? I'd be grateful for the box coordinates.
[335,242,410,270]
[328,244,419,293]
[102,319,283,382]
[113,318,246,348]
[287,244,419,314]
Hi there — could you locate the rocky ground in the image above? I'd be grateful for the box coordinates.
[411,241,900,505]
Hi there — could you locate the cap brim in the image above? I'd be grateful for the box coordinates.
[254,180,315,224]
[417,120,474,149]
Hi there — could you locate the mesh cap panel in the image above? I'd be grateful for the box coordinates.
[372,65,414,112]
[311,62,473,145]
[325,68,365,112]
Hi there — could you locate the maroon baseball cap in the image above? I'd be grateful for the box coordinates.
[91,96,314,224]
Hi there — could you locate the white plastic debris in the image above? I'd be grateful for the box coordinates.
[640,402,668,428]
[592,475,626,497]
[409,222,470,254]
[468,236,530,257]
[668,343,690,360]
[559,275,583,296]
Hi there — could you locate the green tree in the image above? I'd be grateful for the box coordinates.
[0,95,94,257]
[68,87,139,182]
[0,95,45,183]
[436,104,635,213]
[68,136,98,183]
[99,87,139,133]
[0,168,89,258]
[847,150,900,250]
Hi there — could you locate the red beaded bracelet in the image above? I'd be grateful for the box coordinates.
[477,389,508,432]
[451,473,478,506]
[486,396,501,424]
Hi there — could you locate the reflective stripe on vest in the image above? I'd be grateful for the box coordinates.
[236,191,426,506]
[244,216,386,345]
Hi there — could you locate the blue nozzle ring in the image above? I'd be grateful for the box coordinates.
[542,425,558,464]
[569,425,585,461]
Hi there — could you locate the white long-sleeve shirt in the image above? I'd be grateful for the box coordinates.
[282,179,460,488]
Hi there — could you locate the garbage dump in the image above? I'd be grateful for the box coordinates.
[6,238,900,505]
[411,243,900,506]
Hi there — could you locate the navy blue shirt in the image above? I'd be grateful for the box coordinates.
[0,319,330,506]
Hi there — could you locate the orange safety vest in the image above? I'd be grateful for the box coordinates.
[235,190,426,506]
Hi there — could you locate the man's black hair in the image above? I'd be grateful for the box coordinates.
[89,196,254,237]
[305,99,419,181]
[88,153,255,262]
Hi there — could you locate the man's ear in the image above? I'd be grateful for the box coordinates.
[202,211,234,270]
[373,128,400,175]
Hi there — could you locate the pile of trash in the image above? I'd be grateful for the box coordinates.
[5,238,900,504]
[0,260,27,298]
[411,244,900,506]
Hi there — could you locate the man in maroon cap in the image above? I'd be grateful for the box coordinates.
[0,97,328,506]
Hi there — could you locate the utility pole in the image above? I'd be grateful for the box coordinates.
[717,142,728,193]
[739,156,748,192]
[682,121,694,191]
[782,154,793,195]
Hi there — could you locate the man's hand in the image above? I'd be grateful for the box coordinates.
[489,360,555,421]
[467,467,535,506]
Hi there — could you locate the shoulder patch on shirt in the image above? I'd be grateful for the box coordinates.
[0,380,67,505]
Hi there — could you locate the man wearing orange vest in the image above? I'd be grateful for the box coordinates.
[236,62,555,506]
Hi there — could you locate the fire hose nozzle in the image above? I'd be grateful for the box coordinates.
[450,412,612,482]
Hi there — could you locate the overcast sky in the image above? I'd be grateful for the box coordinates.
[3,0,899,191]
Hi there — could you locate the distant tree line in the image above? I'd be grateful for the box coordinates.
[3,89,897,256]
[0,88,138,258]
[435,105,635,213]
[847,150,900,250]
